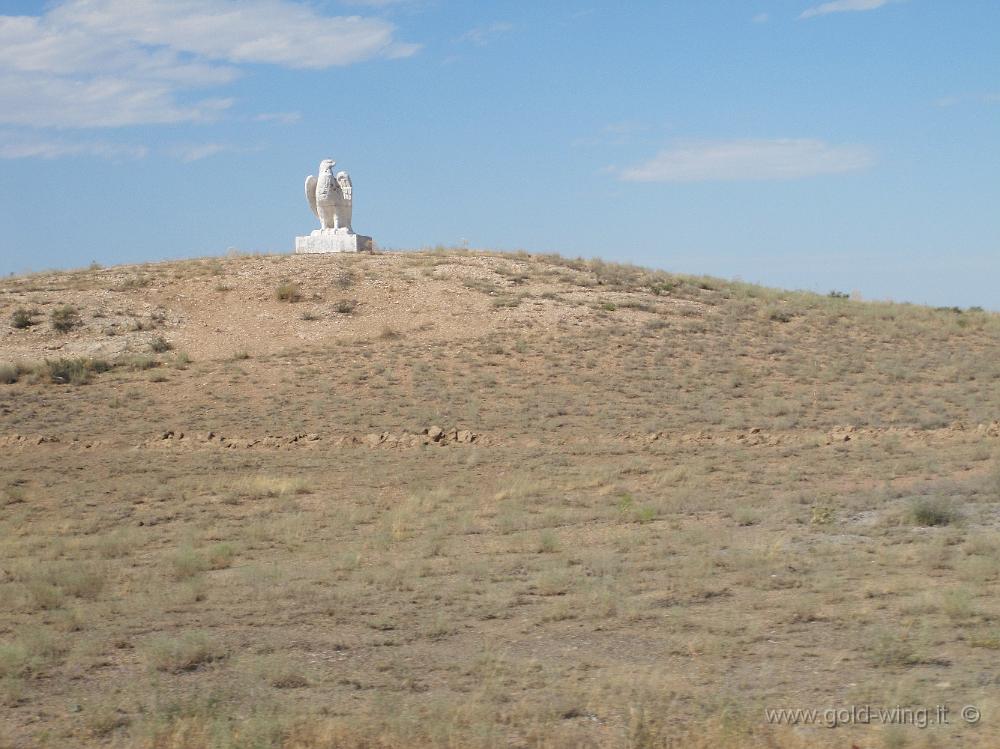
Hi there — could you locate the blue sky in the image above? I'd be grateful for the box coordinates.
[0,0,997,308]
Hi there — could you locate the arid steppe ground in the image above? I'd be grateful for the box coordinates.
[2,250,1000,748]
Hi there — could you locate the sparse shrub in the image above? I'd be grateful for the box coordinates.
[232,351,251,360]
[22,562,106,606]
[618,493,656,524]
[970,629,1000,650]
[0,486,25,505]
[50,305,80,332]
[334,299,357,315]
[0,643,29,679]
[47,563,106,599]
[768,309,793,323]
[649,281,677,296]
[147,631,222,673]
[378,326,401,341]
[335,271,355,290]
[492,295,522,308]
[982,463,1000,502]
[537,531,559,553]
[172,351,191,369]
[85,703,129,737]
[262,656,310,688]
[149,335,172,353]
[112,275,150,291]
[206,543,236,570]
[25,579,64,610]
[810,506,834,525]
[11,308,35,329]
[463,277,500,294]
[276,282,302,302]
[170,545,208,580]
[95,529,137,559]
[600,301,617,312]
[910,497,958,527]
[239,476,310,499]
[619,300,656,312]
[300,310,320,321]
[44,358,97,385]
[828,290,850,299]
[0,363,18,384]
[940,589,975,620]
[123,355,157,371]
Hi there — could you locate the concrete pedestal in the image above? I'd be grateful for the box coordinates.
[295,230,373,254]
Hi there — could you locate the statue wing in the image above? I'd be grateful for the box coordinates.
[304,175,319,219]
[338,172,352,201]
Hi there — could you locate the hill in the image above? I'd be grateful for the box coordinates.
[2,250,1000,748]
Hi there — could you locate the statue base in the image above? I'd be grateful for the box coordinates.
[295,229,373,254]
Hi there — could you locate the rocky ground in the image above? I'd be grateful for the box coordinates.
[1,250,1000,748]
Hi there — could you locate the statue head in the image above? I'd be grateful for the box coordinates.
[319,159,336,175]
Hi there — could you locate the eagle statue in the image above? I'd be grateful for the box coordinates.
[305,159,353,232]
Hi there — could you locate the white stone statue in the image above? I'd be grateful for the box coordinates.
[306,160,352,231]
[296,158,372,253]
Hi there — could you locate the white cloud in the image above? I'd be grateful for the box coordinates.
[752,12,770,23]
[0,0,417,131]
[618,139,874,182]
[0,132,147,159]
[459,22,513,47]
[51,0,417,68]
[170,143,234,162]
[254,111,302,124]
[0,72,233,128]
[800,0,897,19]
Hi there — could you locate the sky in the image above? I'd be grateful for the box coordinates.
[0,0,997,308]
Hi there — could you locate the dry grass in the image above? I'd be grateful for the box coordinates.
[1,250,999,747]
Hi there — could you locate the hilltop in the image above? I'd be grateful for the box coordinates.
[1,250,1000,748]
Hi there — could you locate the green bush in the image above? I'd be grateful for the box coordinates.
[40,358,110,385]
[910,496,958,527]
[50,305,81,332]
[11,308,35,329]
[45,358,92,385]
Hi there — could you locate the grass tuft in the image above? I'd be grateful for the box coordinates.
[147,631,223,673]
[276,282,302,302]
